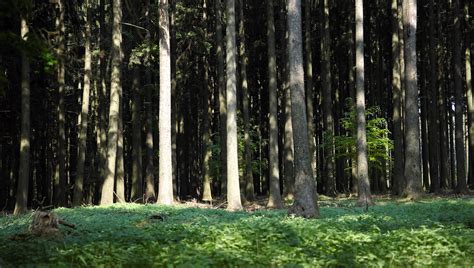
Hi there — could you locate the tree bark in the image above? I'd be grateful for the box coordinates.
[101,0,122,205]
[453,0,468,193]
[402,0,423,199]
[225,0,243,211]
[287,0,319,218]
[131,67,143,202]
[266,0,283,208]
[355,0,372,207]
[466,1,474,189]
[73,0,92,206]
[14,15,30,215]
[157,0,174,205]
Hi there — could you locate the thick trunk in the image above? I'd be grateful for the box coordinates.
[287,0,319,218]
[267,0,283,208]
[14,16,30,215]
[225,0,242,211]
[101,0,122,205]
[402,0,423,199]
[157,0,174,205]
[355,0,372,207]
[73,1,92,206]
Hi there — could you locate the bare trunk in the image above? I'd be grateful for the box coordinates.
[131,67,143,202]
[305,0,316,177]
[225,0,242,211]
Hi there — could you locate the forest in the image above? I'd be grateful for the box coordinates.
[0,0,474,266]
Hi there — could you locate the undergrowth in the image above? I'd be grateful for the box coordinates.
[1,198,474,267]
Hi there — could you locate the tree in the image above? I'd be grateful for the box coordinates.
[131,67,143,202]
[73,0,92,206]
[157,0,174,205]
[225,0,242,211]
[13,14,30,215]
[453,0,468,193]
[266,0,283,208]
[287,0,319,218]
[101,0,123,205]
[355,0,372,207]
[402,0,422,199]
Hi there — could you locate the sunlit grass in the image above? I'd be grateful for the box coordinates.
[1,198,473,266]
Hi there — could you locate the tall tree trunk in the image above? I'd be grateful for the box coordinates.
[355,0,372,207]
[239,0,254,202]
[116,93,125,202]
[202,0,213,202]
[14,15,30,215]
[321,0,336,196]
[157,0,174,205]
[287,0,319,218]
[266,0,283,208]
[56,0,67,207]
[131,67,143,202]
[402,0,423,198]
[454,0,468,193]
[466,1,474,189]
[427,0,440,193]
[225,0,242,211]
[101,0,122,205]
[391,0,404,195]
[216,0,227,196]
[305,0,316,177]
[73,0,92,206]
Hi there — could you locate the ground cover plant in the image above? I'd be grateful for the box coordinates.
[1,198,474,267]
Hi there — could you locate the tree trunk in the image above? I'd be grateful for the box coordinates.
[402,0,423,199]
[321,0,336,196]
[101,0,122,205]
[391,0,404,195]
[216,0,227,196]
[454,0,468,193]
[466,1,474,189]
[157,0,174,205]
[305,0,316,178]
[14,16,30,215]
[266,0,283,208]
[287,0,319,218]
[225,0,243,211]
[73,0,91,206]
[115,92,125,202]
[239,0,254,202]
[131,67,143,202]
[355,0,372,207]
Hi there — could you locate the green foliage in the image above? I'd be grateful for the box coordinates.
[1,199,473,266]
[324,98,393,171]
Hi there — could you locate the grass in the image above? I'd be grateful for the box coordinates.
[1,198,474,267]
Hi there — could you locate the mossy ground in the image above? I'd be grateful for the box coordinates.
[1,197,474,267]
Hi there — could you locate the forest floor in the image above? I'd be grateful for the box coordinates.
[1,196,474,267]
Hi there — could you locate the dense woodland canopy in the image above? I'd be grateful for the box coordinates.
[0,0,473,217]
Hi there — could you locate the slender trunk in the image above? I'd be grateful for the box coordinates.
[14,16,30,215]
[391,0,404,195]
[239,0,254,202]
[287,0,319,218]
[321,0,336,196]
[355,0,372,207]
[402,0,423,198]
[454,0,468,193]
[131,67,143,202]
[202,0,213,202]
[73,0,92,206]
[116,93,125,202]
[267,0,283,208]
[305,0,316,177]
[216,0,227,196]
[101,0,122,205]
[466,1,474,188]
[225,0,242,211]
[157,0,174,205]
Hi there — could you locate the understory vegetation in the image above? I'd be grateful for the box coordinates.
[1,198,474,267]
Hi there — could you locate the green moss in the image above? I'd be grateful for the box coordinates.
[1,198,473,267]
